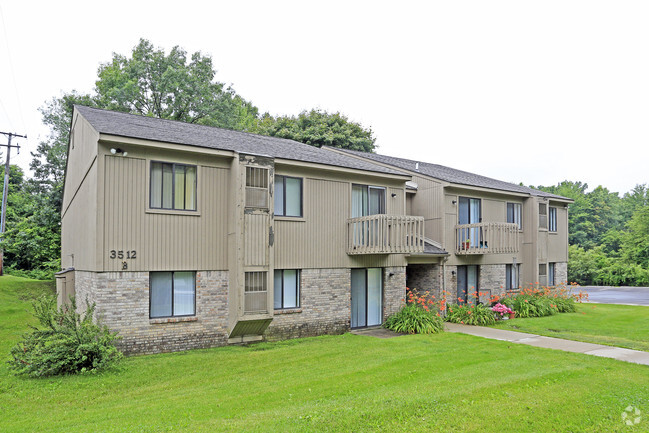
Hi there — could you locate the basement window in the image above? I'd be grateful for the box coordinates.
[150,272,196,318]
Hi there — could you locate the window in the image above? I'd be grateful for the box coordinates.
[245,166,269,209]
[548,263,556,286]
[244,271,268,314]
[506,264,520,291]
[507,203,522,229]
[539,264,547,276]
[539,203,547,229]
[275,176,303,217]
[458,197,482,248]
[150,162,197,211]
[549,207,557,232]
[457,265,479,303]
[150,272,196,318]
[274,270,300,309]
[351,184,386,217]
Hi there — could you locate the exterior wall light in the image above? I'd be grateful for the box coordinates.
[110,148,128,156]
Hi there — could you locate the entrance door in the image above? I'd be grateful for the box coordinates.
[457,265,479,303]
[351,268,383,328]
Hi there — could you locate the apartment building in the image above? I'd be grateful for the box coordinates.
[57,106,571,354]
[330,149,572,303]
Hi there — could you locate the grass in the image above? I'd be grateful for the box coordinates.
[491,302,649,352]
[1,276,648,432]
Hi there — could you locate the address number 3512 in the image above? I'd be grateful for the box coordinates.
[109,250,137,260]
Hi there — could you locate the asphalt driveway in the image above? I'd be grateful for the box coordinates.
[579,286,649,306]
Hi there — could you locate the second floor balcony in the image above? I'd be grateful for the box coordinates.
[347,214,425,255]
[455,222,520,255]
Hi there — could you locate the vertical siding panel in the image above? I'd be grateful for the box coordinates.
[103,156,229,272]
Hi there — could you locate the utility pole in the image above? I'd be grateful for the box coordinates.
[0,132,26,276]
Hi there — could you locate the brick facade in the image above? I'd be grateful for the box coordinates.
[383,266,407,319]
[266,266,407,341]
[75,266,407,353]
[555,262,568,285]
[75,270,229,355]
[266,268,351,341]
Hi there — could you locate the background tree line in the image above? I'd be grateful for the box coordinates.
[535,182,649,286]
[1,39,647,285]
[0,39,376,278]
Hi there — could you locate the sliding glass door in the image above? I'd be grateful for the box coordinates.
[458,197,481,247]
[457,265,479,303]
[351,268,383,328]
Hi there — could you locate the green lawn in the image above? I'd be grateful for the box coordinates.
[1,276,648,432]
[491,303,649,352]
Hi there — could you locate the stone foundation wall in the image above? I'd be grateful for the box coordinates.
[72,265,409,353]
[73,270,229,355]
[383,266,406,319]
[266,266,407,341]
[479,264,507,299]
[266,268,351,341]
[555,262,568,286]
[406,264,442,294]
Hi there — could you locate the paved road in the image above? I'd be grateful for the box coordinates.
[579,286,649,306]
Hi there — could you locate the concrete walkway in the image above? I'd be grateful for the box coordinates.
[445,323,649,366]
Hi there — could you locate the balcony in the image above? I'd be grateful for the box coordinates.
[455,222,519,255]
[347,214,425,255]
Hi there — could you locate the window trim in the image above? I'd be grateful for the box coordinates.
[149,271,197,319]
[549,207,558,232]
[275,175,303,218]
[149,160,198,212]
[274,269,300,310]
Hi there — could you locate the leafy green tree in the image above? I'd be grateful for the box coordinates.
[253,109,376,152]
[621,206,649,269]
[95,38,258,130]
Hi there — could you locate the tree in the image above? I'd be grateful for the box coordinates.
[95,38,258,130]
[253,109,376,152]
[11,39,376,278]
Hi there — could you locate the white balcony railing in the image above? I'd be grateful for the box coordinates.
[347,214,424,255]
[455,222,519,255]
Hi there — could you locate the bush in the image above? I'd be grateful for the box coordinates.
[8,296,122,377]
[384,303,445,334]
[445,303,496,326]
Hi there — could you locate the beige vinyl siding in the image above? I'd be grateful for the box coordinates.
[274,177,408,269]
[61,160,98,270]
[62,113,99,214]
[443,188,527,267]
[547,205,569,262]
[103,156,229,271]
[409,176,444,243]
[244,213,269,267]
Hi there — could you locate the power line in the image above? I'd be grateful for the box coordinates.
[0,131,26,275]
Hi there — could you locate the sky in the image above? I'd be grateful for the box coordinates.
[0,0,647,194]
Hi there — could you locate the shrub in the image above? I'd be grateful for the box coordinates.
[384,303,445,334]
[384,288,444,334]
[445,303,496,326]
[8,296,122,377]
[554,296,576,313]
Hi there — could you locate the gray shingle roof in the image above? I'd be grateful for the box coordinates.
[74,106,408,177]
[333,148,571,200]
